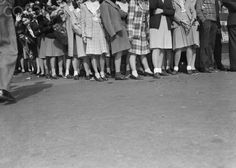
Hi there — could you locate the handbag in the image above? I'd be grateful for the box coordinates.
[53,23,68,45]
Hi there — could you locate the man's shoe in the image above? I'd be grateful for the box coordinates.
[0,90,16,102]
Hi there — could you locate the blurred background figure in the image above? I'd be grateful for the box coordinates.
[0,0,18,102]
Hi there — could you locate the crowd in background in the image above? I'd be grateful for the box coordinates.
[12,0,234,82]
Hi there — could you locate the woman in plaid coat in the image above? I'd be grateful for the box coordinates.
[127,0,153,79]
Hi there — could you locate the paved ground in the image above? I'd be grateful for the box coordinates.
[1,68,236,168]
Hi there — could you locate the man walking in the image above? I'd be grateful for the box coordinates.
[196,0,220,72]
[0,0,18,102]
[222,0,236,71]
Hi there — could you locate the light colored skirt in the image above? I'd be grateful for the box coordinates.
[172,24,200,50]
[75,35,86,58]
[39,37,65,58]
[150,16,172,49]
[86,21,109,56]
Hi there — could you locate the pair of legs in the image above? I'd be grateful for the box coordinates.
[106,57,112,75]
[190,47,197,71]
[126,54,131,75]
[174,46,195,72]
[90,54,106,79]
[81,57,92,77]
[114,52,123,76]
[36,58,41,74]
[164,50,173,71]
[38,58,46,76]
[152,48,162,74]
[129,54,151,77]
[65,57,76,77]
[20,58,32,72]
[47,56,63,77]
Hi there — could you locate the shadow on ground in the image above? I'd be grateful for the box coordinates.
[3,81,52,105]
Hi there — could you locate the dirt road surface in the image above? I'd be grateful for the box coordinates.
[1,71,236,168]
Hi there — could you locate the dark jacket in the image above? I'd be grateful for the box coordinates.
[149,0,175,30]
[100,0,123,38]
[222,0,236,26]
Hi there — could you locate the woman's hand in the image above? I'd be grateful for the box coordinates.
[16,13,22,22]
[155,8,163,14]
[83,37,87,43]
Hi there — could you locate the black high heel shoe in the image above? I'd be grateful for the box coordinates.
[51,75,59,80]
[143,71,153,76]
[38,74,45,77]
[58,74,65,78]
[101,76,108,81]
[94,76,104,82]
[130,74,143,80]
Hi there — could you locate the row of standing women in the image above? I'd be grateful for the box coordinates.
[19,0,201,81]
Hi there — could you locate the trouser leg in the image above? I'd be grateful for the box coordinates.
[228,26,236,70]
[0,7,18,90]
[208,21,218,68]
[199,21,217,69]
[214,31,223,68]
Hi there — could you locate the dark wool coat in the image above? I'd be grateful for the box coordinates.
[100,0,130,54]
[149,0,175,30]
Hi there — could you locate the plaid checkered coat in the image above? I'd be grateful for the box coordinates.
[127,0,150,55]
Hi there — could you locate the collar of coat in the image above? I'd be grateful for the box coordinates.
[104,0,120,10]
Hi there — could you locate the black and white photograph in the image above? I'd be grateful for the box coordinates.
[1,0,236,167]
